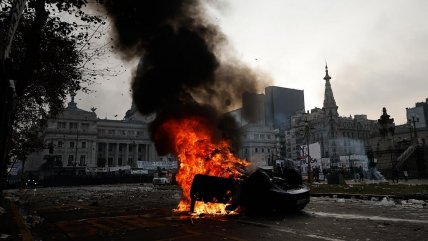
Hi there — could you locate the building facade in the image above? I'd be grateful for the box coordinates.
[232,86,305,168]
[369,106,428,178]
[26,97,176,174]
[240,86,305,128]
[238,124,277,168]
[406,98,428,129]
[265,86,305,129]
[285,65,378,168]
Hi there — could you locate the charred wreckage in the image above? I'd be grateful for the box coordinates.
[189,168,310,214]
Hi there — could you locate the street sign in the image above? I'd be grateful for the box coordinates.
[1,0,27,60]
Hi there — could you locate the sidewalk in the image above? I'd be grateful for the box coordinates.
[0,196,33,241]
[310,178,428,201]
[345,178,428,185]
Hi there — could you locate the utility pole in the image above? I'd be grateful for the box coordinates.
[75,127,79,175]
[408,115,419,144]
[303,120,313,183]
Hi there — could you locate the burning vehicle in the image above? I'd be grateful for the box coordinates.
[189,168,310,214]
[189,174,239,213]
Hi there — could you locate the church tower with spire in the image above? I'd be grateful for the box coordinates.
[322,64,339,117]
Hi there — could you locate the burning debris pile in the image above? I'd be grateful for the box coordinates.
[100,0,267,214]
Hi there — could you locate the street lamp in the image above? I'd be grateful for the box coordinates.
[75,128,78,166]
[407,115,419,144]
[302,119,313,183]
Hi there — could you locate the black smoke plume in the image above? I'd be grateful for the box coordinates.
[101,0,267,153]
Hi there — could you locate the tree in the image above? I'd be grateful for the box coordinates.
[0,0,106,195]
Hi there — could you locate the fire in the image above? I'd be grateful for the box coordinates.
[192,202,229,215]
[155,116,249,214]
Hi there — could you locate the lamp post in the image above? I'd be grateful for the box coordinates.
[74,126,79,175]
[408,115,419,144]
[302,119,313,183]
[348,153,352,178]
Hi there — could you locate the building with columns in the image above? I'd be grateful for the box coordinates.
[26,97,176,174]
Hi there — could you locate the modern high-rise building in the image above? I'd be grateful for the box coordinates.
[239,86,305,128]
[265,86,305,129]
[242,92,266,125]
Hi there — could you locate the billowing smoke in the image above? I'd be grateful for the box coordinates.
[101,0,268,153]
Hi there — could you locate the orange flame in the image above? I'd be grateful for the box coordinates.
[155,116,249,214]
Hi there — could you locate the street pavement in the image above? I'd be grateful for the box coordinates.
[1,183,427,241]
[347,178,428,185]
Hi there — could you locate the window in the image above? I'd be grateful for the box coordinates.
[267,135,271,139]
[129,145,133,152]
[108,130,115,135]
[58,141,63,148]
[98,129,105,135]
[69,122,78,129]
[122,130,126,136]
[138,145,142,152]
[128,157,133,165]
[68,155,74,165]
[108,157,113,166]
[57,122,66,129]
[267,148,270,153]
[261,148,264,153]
[81,142,86,148]
[137,131,141,136]
[69,142,75,148]
[108,144,112,151]
[255,148,258,153]
[79,155,86,166]
[81,123,89,129]
[118,157,122,166]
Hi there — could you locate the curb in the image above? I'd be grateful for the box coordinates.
[310,193,428,201]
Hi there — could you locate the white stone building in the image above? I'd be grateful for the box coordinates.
[26,97,176,174]
[239,124,277,168]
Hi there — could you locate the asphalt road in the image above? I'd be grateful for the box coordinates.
[5,184,428,241]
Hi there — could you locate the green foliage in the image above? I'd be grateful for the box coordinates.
[0,0,106,162]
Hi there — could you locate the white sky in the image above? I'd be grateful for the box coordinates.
[76,0,428,124]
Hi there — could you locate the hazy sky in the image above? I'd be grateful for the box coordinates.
[76,0,428,124]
